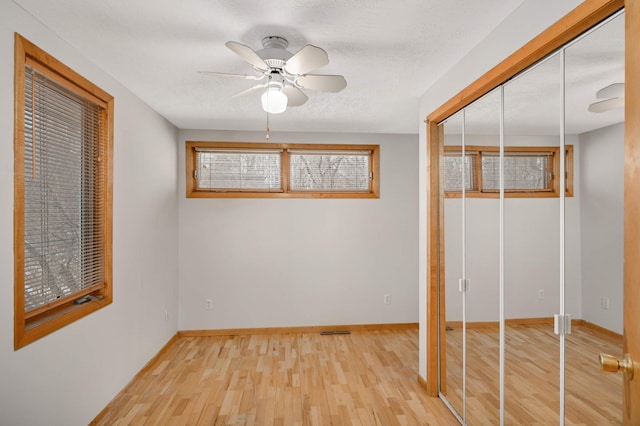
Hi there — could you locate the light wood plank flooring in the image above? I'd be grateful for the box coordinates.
[92,329,456,425]
[443,324,623,425]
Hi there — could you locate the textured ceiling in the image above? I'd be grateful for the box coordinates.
[443,11,625,136]
[13,0,526,134]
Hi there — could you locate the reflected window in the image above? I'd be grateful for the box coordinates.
[443,152,477,192]
[443,145,573,198]
[482,152,551,191]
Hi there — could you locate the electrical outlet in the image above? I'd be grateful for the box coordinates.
[601,297,610,310]
[538,289,544,300]
[164,308,169,321]
[384,294,391,305]
[205,299,213,310]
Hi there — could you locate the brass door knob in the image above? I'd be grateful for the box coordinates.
[599,353,634,380]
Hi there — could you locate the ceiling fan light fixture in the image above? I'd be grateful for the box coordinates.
[202,35,346,114]
[261,86,288,114]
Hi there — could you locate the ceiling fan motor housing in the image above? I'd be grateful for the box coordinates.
[258,36,292,69]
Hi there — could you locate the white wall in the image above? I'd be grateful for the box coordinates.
[0,3,180,425]
[579,123,624,334]
[417,0,583,378]
[178,130,418,330]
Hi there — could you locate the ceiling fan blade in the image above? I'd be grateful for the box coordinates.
[232,83,267,98]
[588,96,624,113]
[596,82,624,99]
[296,74,347,92]
[198,71,265,81]
[283,86,308,107]
[225,41,269,71]
[284,45,329,75]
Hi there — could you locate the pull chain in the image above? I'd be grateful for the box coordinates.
[266,110,270,140]
[265,75,271,140]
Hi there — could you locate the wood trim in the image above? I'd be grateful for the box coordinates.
[138,334,180,375]
[178,323,418,337]
[14,33,27,350]
[370,143,381,198]
[25,58,108,108]
[425,0,625,400]
[427,0,625,124]
[185,139,197,197]
[552,142,561,195]
[187,190,379,199]
[189,141,375,151]
[446,318,586,329]
[581,320,623,340]
[445,145,563,153]
[90,333,180,425]
[17,34,112,103]
[417,374,428,391]
[564,145,575,197]
[102,98,114,306]
[186,141,380,199]
[624,1,640,423]
[507,317,554,326]
[444,191,560,199]
[426,121,443,397]
[23,283,104,319]
[446,321,500,329]
[281,145,291,192]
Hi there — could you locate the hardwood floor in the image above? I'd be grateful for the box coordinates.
[92,329,457,425]
[93,325,622,425]
[442,324,623,425]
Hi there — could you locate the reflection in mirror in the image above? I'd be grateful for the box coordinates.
[564,11,624,424]
[441,111,464,419]
[435,5,628,425]
[462,89,501,425]
[503,51,562,423]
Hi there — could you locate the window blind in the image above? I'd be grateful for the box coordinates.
[482,152,552,190]
[196,148,282,191]
[443,152,476,192]
[288,150,371,192]
[23,66,105,313]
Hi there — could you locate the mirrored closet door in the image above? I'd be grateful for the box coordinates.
[434,7,625,425]
[563,11,625,423]
[502,51,563,424]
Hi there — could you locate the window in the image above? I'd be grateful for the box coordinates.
[14,34,113,349]
[443,145,573,198]
[186,142,380,198]
[443,151,477,192]
[196,148,282,191]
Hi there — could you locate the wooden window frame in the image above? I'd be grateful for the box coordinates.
[186,141,380,199]
[443,145,574,198]
[14,34,114,349]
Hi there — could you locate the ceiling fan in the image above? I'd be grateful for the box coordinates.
[588,82,624,113]
[201,36,347,114]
